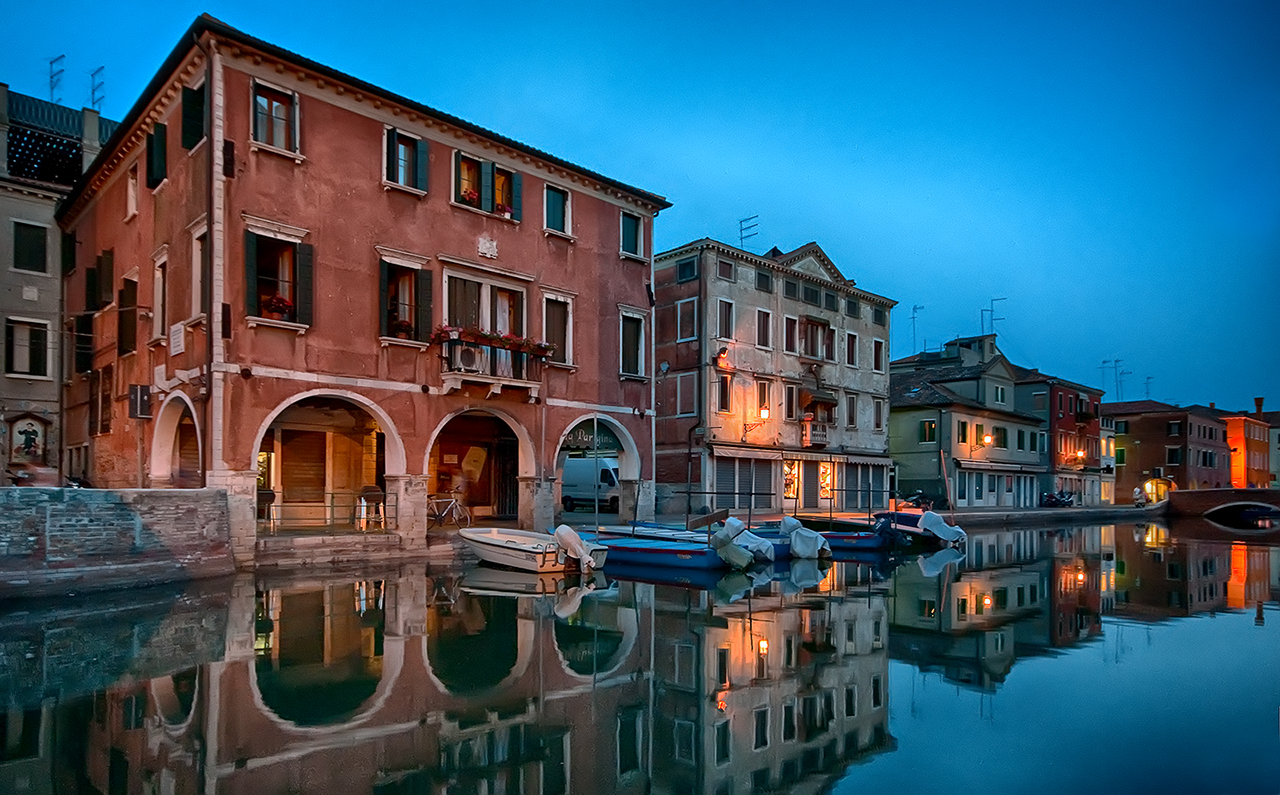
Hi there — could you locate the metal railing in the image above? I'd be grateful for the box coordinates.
[257,491,397,534]
[440,339,544,382]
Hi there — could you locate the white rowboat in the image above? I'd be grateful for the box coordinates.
[459,527,607,573]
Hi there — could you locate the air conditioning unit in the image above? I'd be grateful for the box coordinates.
[451,344,487,373]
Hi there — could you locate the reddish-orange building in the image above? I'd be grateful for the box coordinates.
[57,16,669,560]
[1216,399,1271,489]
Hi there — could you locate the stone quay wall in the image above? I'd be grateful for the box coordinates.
[0,488,234,599]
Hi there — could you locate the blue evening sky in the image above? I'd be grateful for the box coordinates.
[4,2,1277,410]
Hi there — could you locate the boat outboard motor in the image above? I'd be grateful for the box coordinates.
[873,515,908,546]
[553,524,600,569]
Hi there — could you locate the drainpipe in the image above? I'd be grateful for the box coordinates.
[685,248,706,522]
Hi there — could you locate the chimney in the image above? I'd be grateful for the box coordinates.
[1255,397,1264,419]
[1209,402,1215,410]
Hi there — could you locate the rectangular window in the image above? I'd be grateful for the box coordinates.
[718,374,732,413]
[1116,447,1126,465]
[1167,421,1181,436]
[756,309,771,348]
[675,372,697,416]
[1017,429,1026,450]
[872,306,887,326]
[1017,586,1026,607]
[993,427,1008,449]
[617,711,641,777]
[380,262,427,340]
[757,380,770,417]
[845,393,857,428]
[676,297,697,342]
[783,279,799,299]
[745,709,766,754]
[13,222,47,273]
[918,599,937,618]
[802,283,820,305]
[872,339,885,372]
[146,122,167,188]
[620,313,644,376]
[126,164,139,219]
[385,128,427,191]
[676,256,697,282]
[755,268,773,292]
[957,420,969,444]
[823,291,837,311]
[191,229,206,318]
[1115,420,1128,433]
[673,643,694,687]
[715,720,731,765]
[801,321,825,358]
[873,399,885,431]
[97,364,113,434]
[718,259,735,280]
[717,299,734,339]
[4,319,49,376]
[454,152,521,218]
[785,384,799,421]
[994,385,1006,403]
[717,647,730,687]
[247,232,309,324]
[181,83,206,149]
[824,327,836,362]
[621,212,642,256]
[872,676,882,708]
[545,296,570,364]
[845,332,858,366]
[919,420,937,443]
[673,720,695,762]
[253,83,295,151]
[545,185,569,233]
[783,317,798,353]
[994,588,1008,609]
[152,259,167,340]
[117,278,138,355]
[958,597,968,619]
[783,702,796,741]
[1166,447,1182,465]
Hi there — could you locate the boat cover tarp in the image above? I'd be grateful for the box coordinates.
[554,524,600,568]
[781,516,832,558]
[710,524,755,569]
[917,547,966,577]
[720,517,776,562]
[920,511,967,543]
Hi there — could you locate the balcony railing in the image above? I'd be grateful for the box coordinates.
[440,339,545,386]
[802,421,829,448]
[257,491,397,534]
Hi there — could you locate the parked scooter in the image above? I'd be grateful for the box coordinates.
[1039,491,1075,508]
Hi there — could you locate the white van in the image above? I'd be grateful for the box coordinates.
[561,457,620,513]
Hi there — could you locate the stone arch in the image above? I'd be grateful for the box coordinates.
[250,389,407,475]
[552,597,639,680]
[552,413,642,481]
[423,406,536,478]
[149,392,203,486]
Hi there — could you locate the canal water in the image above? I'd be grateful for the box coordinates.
[1,519,1276,794]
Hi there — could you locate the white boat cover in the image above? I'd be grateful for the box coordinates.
[920,511,967,543]
[720,517,776,562]
[917,546,966,577]
[784,559,827,591]
[553,524,599,568]
[710,525,755,570]
[781,516,832,559]
[553,581,596,618]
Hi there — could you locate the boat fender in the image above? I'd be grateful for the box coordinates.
[553,524,599,569]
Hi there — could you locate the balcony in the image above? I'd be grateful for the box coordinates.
[439,339,545,400]
[802,420,829,448]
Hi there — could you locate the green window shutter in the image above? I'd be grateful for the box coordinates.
[291,95,300,152]
[385,128,398,183]
[99,250,114,307]
[181,86,203,150]
[86,264,99,312]
[378,260,390,337]
[244,230,259,316]
[452,149,463,202]
[415,139,428,191]
[480,161,495,213]
[295,243,314,326]
[3,322,13,373]
[146,123,167,188]
[251,83,261,142]
[75,315,93,372]
[546,187,565,232]
[415,268,432,342]
[30,323,47,377]
[61,232,76,275]
[511,172,523,221]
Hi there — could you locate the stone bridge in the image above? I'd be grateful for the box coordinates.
[1165,488,1280,517]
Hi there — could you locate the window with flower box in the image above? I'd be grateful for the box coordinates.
[245,229,313,325]
[453,151,522,219]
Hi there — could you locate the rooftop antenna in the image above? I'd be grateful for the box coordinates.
[1113,359,1132,401]
[1099,360,1113,395]
[1143,376,1154,400]
[48,55,65,104]
[910,304,925,354]
[89,66,105,112]
[738,215,759,252]
[987,297,1006,335]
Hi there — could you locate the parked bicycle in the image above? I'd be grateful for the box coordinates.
[427,489,472,529]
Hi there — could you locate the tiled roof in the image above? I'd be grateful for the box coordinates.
[890,369,1043,422]
[1102,400,1181,415]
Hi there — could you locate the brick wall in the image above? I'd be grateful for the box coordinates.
[0,488,233,598]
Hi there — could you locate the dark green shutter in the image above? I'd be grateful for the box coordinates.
[3,322,13,373]
[378,260,390,337]
[291,96,300,152]
[251,83,260,142]
[453,149,463,202]
[75,315,93,372]
[511,172,522,221]
[146,123,167,188]
[244,231,259,316]
[181,86,203,149]
[30,325,46,376]
[117,281,137,355]
[385,128,398,183]
[415,139,428,191]
[86,264,99,312]
[480,161,494,213]
[98,250,114,307]
[296,243,313,326]
[61,232,76,275]
[415,269,432,342]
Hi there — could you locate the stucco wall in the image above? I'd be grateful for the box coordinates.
[0,487,232,597]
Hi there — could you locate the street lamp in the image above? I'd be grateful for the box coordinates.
[743,407,770,440]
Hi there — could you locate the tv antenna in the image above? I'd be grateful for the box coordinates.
[1143,376,1154,400]
[738,215,759,252]
[1099,360,1113,393]
[48,55,65,104]
[90,67,105,112]
[910,305,925,353]
[1112,359,1133,401]
[979,297,1006,335]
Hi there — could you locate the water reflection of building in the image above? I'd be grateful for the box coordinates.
[649,562,894,795]
[1114,523,1231,619]
[888,526,1112,691]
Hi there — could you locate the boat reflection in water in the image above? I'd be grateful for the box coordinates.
[0,519,1275,794]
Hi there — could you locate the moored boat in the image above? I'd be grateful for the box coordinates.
[574,530,728,570]
[458,526,607,573]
